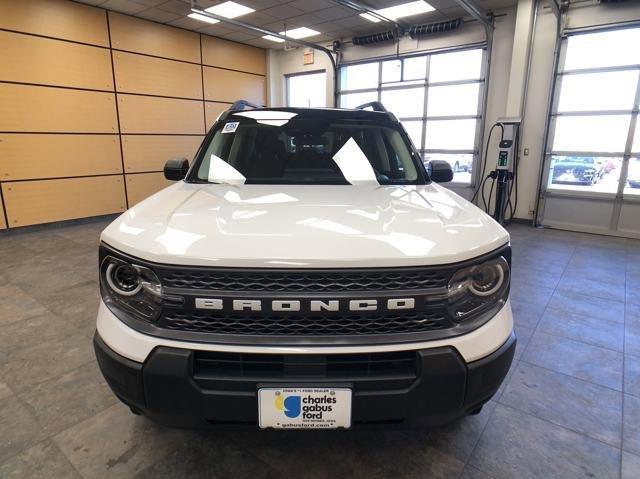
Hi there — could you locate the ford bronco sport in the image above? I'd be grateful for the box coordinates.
[94,101,515,429]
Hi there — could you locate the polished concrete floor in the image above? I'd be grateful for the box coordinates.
[0,218,639,478]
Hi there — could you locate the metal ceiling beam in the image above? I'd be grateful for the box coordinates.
[450,0,493,31]
[189,6,339,107]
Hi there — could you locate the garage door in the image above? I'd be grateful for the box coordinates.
[537,26,640,238]
[337,47,487,191]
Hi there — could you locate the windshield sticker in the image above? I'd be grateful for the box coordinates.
[332,137,380,186]
[222,122,239,134]
[208,154,246,185]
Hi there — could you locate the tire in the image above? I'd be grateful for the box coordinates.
[468,405,483,416]
[129,406,143,415]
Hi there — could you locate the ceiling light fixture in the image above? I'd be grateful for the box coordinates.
[262,35,285,43]
[205,1,255,19]
[262,27,320,42]
[360,0,435,23]
[188,12,220,24]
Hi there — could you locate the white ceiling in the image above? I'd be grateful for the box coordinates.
[75,0,517,49]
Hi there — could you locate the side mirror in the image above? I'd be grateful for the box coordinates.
[427,160,454,183]
[164,158,189,181]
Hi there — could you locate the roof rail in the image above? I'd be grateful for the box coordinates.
[355,101,388,112]
[230,100,264,111]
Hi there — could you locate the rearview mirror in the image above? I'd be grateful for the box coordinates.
[164,158,189,181]
[427,160,454,183]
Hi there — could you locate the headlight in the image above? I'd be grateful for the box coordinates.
[105,262,142,296]
[100,255,163,322]
[447,256,510,322]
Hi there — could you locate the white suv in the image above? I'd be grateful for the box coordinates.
[94,102,515,429]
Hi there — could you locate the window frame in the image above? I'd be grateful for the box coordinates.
[337,46,487,186]
[285,69,327,108]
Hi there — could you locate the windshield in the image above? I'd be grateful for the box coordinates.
[191,114,421,185]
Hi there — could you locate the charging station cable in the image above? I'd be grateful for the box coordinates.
[471,122,504,205]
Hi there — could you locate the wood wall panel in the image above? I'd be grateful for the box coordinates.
[203,67,266,104]
[0,84,118,133]
[0,31,113,91]
[2,176,126,227]
[205,102,230,130]
[109,12,200,64]
[126,173,173,205]
[202,35,266,75]
[122,135,203,173]
[0,0,109,47]
[0,198,6,229]
[0,0,266,228]
[113,51,202,99]
[117,94,204,134]
[0,134,122,181]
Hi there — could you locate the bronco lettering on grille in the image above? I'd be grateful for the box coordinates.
[194,298,416,312]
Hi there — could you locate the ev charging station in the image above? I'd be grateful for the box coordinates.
[493,118,521,225]
[472,117,522,227]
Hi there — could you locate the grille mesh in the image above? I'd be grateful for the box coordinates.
[160,310,452,336]
[159,269,448,292]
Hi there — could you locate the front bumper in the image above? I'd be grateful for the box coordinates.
[94,330,516,429]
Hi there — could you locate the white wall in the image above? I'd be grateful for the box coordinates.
[267,47,335,108]
[266,0,640,221]
[509,4,558,219]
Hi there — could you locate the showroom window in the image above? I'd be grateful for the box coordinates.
[546,26,640,196]
[286,71,327,108]
[338,48,485,184]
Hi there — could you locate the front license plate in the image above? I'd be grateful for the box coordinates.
[258,388,352,429]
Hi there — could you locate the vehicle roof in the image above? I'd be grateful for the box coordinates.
[223,107,398,123]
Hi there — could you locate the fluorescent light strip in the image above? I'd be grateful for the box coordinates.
[205,1,255,19]
[360,0,435,23]
[188,12,219,24]
[262,27,320,42]
[263,35,285,43]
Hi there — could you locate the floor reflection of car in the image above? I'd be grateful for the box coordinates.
[552,156,605,185]
[628,162,640,189]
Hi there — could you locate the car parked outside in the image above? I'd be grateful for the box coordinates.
[551,156,605,185]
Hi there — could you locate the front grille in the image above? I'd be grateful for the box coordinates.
[160,309,452,336]
[193,350,418,380]
[158,268,449,292]
[154,264,460,339]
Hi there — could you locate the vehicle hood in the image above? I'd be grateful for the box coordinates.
[101,182,509,268]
